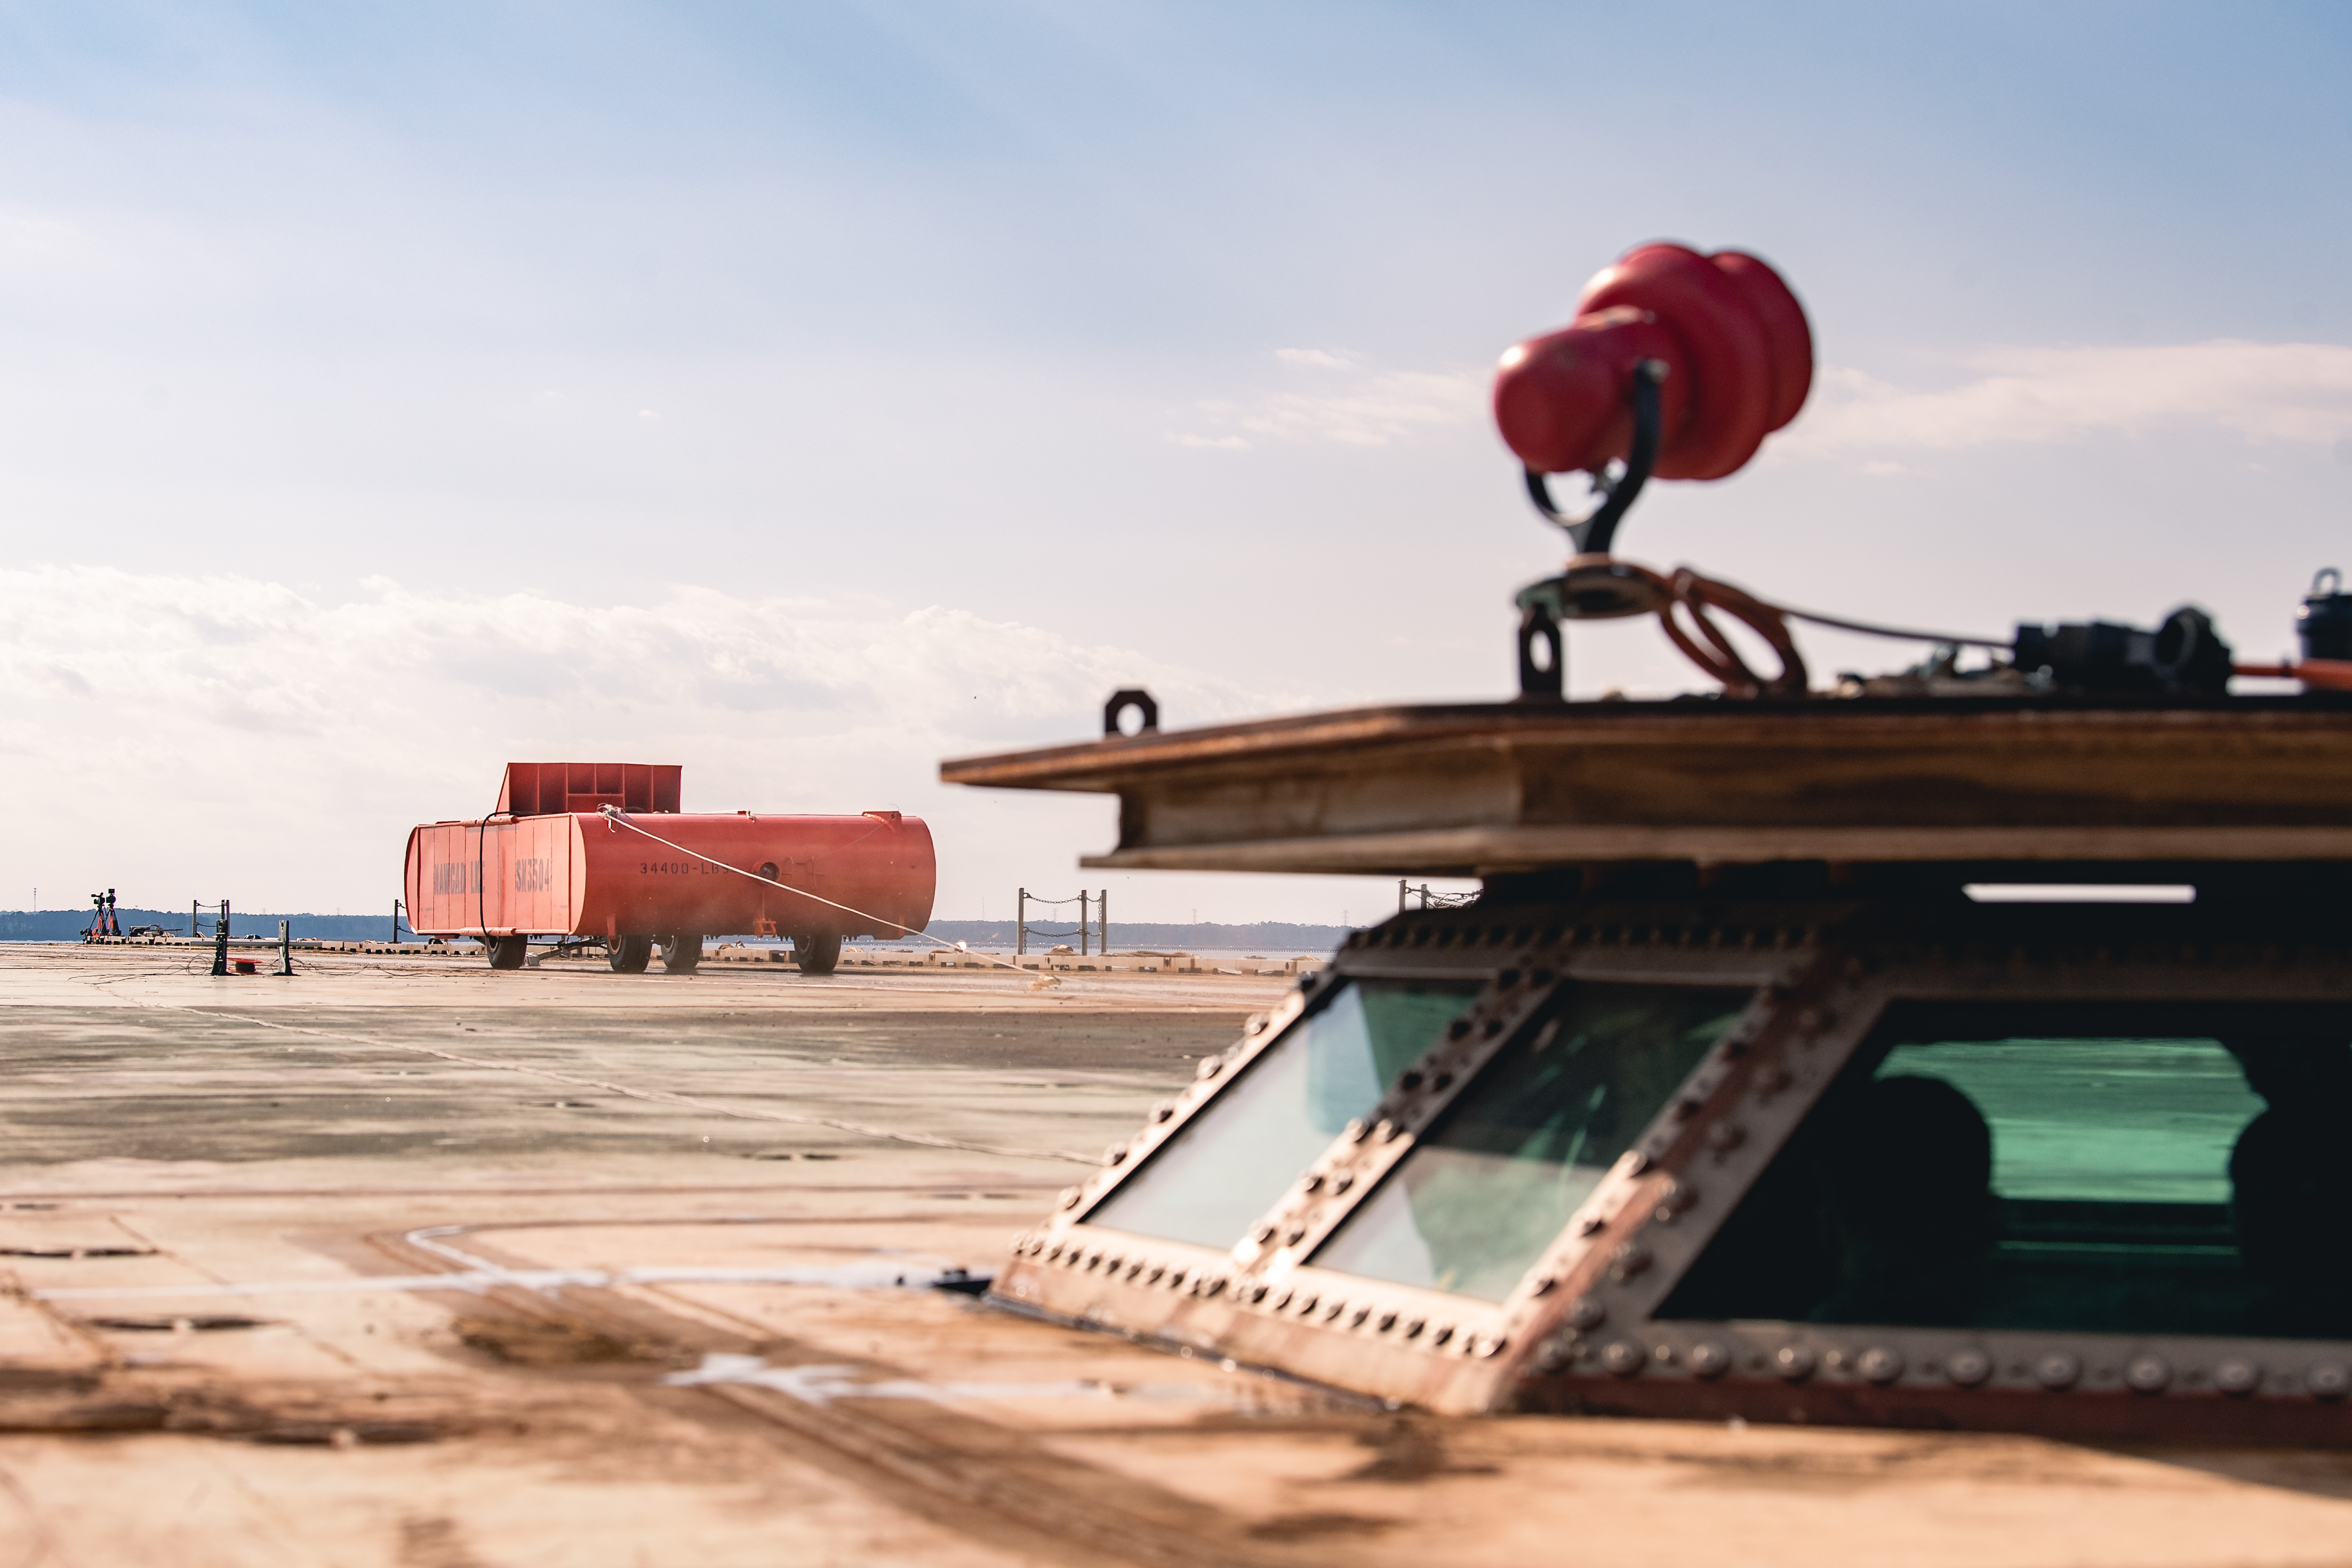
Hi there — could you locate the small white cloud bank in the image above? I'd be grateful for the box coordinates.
[0,203,120,281]
[1274,348,1357,370]
[0,567,1273,916]
[1169,351,1484,451]
[1786,340,2352,461]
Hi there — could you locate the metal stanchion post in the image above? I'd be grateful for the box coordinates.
[1099,889,1108,954]
[278,920,293,977]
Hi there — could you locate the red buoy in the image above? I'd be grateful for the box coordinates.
[1493,244,1812,481]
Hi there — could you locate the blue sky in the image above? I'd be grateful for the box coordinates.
[2,2,2348,923]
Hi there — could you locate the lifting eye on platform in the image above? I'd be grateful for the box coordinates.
[1104,688,1159,738]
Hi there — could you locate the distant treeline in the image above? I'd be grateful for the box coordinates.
[908,920,1349,953]
[0,909,409,942]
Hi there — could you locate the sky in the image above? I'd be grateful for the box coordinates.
[1,1,2349,924]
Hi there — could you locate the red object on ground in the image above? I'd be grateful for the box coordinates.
[1493,243,1813,480]
[403,765,936,941]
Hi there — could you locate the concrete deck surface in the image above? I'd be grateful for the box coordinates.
[3,944,2350,1567]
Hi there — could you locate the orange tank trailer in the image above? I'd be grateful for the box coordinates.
[402,763,936,974]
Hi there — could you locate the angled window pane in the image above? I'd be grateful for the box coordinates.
[1086,978,1479,1251]
[1658,1001,2352,1338]
[1312,983,1749,1302]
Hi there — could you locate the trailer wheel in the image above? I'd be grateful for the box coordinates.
[793,932,842,976]
[609,935,652,974]
[662,934,703,975]
[486,935,528,970]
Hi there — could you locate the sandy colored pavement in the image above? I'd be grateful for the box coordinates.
[3,944,2352,1567]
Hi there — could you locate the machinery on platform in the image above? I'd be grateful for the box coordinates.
[403,762,936,974]
[944,243,2352,1443]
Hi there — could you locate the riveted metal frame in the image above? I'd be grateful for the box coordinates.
[989,950,1349,1335]
[994,901,2352,1438]
[991,903,1835,1410]
[1051,959,1346,1226]
[1508,929,2352,1443]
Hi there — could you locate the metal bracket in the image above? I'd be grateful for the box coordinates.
[1517,602,1564,700]
[1104,688,1159,738]
[1523,359,1666,557]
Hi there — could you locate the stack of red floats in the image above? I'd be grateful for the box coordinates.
[1492,242,1812,481]
[402,763,936,974]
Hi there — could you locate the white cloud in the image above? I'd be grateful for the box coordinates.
[1172,353,1484,450]
[0,567,1269,753]
[0,206,106,274]
[1785,341,2352,458]
[0,567,1283,915]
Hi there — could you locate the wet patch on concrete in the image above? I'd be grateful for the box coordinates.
[451,1313,662,1367]
[1247,1510,1397,1542]
[251,1419,440,1447]
[84,1314,274,1333]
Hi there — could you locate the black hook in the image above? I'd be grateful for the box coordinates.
[1523,359,1666,556]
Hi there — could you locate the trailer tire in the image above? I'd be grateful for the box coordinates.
[609,935,653,974]
[793,932,842,976]
[662,934,703,975]
[486,935,528,970]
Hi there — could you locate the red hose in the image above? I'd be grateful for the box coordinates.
[1656,567,1809,698]
[2237,658,2352,691]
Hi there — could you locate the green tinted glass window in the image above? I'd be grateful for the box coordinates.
[1085,979,1478,1252]
[1660,1002,2352,1339]
[1877,1039,2260,1204]
[1311,984,1748,1301]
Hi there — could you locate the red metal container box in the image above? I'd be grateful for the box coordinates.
[403,763,935,946]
